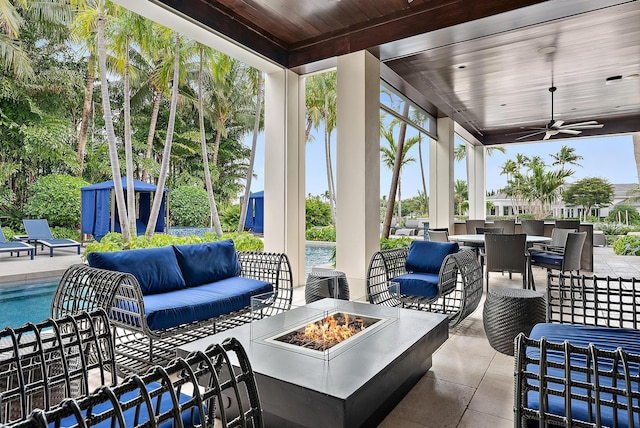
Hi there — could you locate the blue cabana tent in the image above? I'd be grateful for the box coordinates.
[243,191,264,233]
[81,178,168,241]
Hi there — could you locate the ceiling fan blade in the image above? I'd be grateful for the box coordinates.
[551,120,564,128]
[515,130,546,141]
[559,121,598,127]
[543,132,552,140]
[567,124,604,130]
[558,129,582,135]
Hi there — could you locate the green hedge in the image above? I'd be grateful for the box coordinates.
[612,235,640,256]
[83,231,263,260]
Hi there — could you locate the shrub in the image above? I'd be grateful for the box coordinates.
[380,237,413,250]
[606,205,640,225]
[306,226,336,242]
[83,231,263,260]
[25,174,88,229]
[50,226,81,241]
[219,204,241,232]
[612,235,640,256]
[596,222,634,236]
[169,186,210,227]
[306,196,331,228]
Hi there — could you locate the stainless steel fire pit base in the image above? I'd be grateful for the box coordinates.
[179,299,448,428]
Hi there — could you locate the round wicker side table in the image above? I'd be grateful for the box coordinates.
[483,288,545,355]
[305,270,350,304]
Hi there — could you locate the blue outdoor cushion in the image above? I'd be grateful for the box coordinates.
[525,323,640,427]
[143,277,273,331]
[392,272,440,299]
[88,246,186,295]
[51,381,202,428]
[173,240,240,287]
[530,250,563,267]
[405,240,459,274]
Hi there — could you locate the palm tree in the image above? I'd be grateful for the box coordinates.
[94,1,130,241]
[453,179,468,216]
[634,133,640,183]
[0,0,34,77]
[380,118,418,222]
[238,69,263,233]
[454,141,506,193]
[145,31,181,238]
[550,145,583,171]
[305,72,337,224]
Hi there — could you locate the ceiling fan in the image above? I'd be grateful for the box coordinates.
[516,86,603,141]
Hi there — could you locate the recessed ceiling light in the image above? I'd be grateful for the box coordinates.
[538,46,557,55]
[500,103,507,107]
[457,65,466,69]
[605,75,623,84]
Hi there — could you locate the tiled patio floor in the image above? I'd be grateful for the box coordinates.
[1,246,639,427]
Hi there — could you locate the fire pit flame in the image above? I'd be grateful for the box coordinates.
[275,312,377,352]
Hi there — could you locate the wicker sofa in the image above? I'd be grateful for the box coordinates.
[514,272,640,427]
[366,241,483,327]
[0,309,263,428]
[52,240,293,373]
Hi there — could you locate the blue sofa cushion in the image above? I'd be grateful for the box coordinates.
[525,323,640,427]
[52,381,202,428]
[405,240,459,274]
[530,250,563,267]
[88,246,186,295]
[393,272,440,299]
[173,240,240,287]
[143,277,273,331]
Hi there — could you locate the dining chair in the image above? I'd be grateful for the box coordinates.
[465,219,485,234]
[476,227,504,234]
[427,229,449,242]
[555,219,581,230]
[484,233,529,290]
[529,232,587,289]
[520,219,545,236]
[493,219,516,234]
[535,227,576,252]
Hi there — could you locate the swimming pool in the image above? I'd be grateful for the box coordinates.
[0,244,335,329]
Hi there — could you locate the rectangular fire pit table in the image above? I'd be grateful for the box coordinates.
[178,298,448,428]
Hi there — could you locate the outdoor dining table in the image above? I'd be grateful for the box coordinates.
[448,234,552,245]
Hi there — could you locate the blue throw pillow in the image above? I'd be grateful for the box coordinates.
[405,240,459,274]
[87,246,186,295]
[173,240,241,287]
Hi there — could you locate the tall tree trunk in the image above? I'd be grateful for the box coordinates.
[146,33,181,238]
[239,71,263,233]
[325,127,337,225]
[418,134,428,214]
[97,13,130,241]
[633,133,640,183]
[212,129,222,167]
[382,102,410,238]
[123,35,137,237]
[142,89,162,182]
[77,53,95,177]
[198,47,223,236]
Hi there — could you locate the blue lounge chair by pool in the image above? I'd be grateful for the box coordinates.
[0,225,34,260]
[23,219,81,257]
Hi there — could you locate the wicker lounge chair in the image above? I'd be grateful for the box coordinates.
[0,226,34,260]
[22,219,81,257]
[366,241,483,327]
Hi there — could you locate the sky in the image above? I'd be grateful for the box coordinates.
[244,132,637,199]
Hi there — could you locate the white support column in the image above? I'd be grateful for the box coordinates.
[467,144,486,219]
[264,69,306,285]
[336,51,380,297]
[429,118,455,230]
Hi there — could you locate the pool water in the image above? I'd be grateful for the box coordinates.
[305,244,334,275]
[0,281,58,329]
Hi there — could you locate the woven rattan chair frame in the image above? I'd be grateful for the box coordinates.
[465,220,485,234]
[51,251,293,374]
[484,233,529,290]
[492,219,516,234]
[7,337,264,428]
[514,272,640,427]
[520,219,545,236]
[0,310,117,425]
[366,248,483,327]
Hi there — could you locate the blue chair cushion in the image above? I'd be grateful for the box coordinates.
[405,240,459,274]
[173,240,240,287]
[530,250,563,267]
[525,323,640,427]
[393,272,440,299]
[52,381,202,428]
[88,246,186,295]
[143,277,273,331]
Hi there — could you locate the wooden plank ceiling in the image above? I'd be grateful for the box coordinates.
[155,0,640,145]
